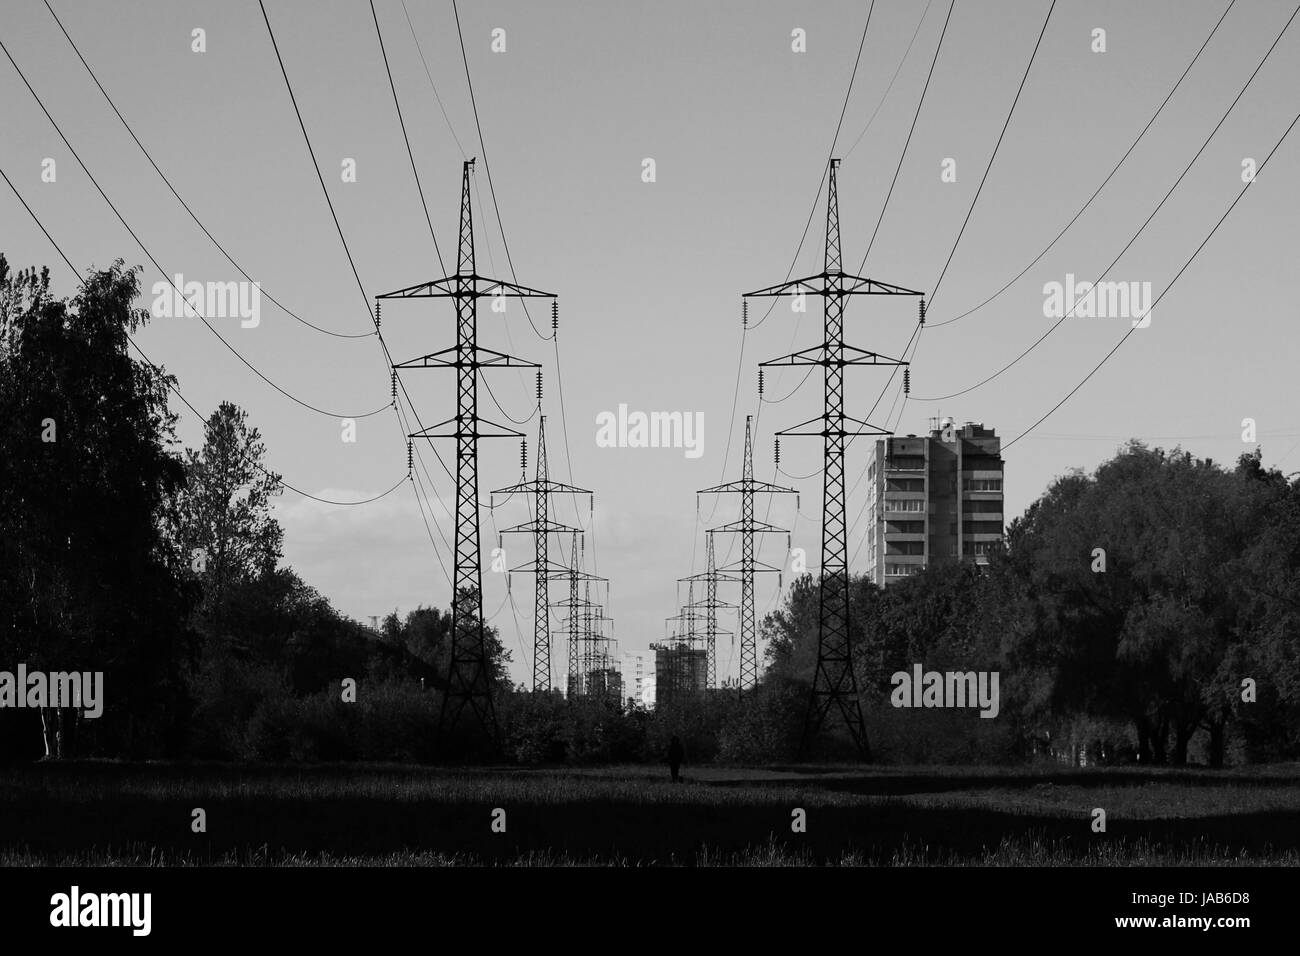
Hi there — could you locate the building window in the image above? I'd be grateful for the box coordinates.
[886,520,924,535]
[886,477,924,493]
[886,540,924,556]
[964,540,1000,556]
[890,455,925,470]
[885,499,925,513]
[885,563,922,577]
[964,478,1003,492]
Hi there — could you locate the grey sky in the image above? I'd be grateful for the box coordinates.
[3,0,1298,688]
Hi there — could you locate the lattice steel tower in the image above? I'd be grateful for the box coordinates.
[557,533,605,698]
[379,159,556,749]
[680,533,737,688]
[492,415,590,692]
[746,158,923,759]
[699,415,796,693]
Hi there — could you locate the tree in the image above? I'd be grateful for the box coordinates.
[164,401,283,643]
[383,604,512,694]
[1002,442,1281,766]
[0,256,194,759]
[1231,449,1300,761]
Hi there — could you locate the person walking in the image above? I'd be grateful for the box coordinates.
[667,735,684,783]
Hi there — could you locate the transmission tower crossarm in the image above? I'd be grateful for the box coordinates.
[698,478,799,496]
[497,516,583,535]
[491,477,591,497]
[377,275,556,300]
[680,569,742,586]
[760,344,908,367]
[709,517,788,536]
[507,557,582,576]
[394,346,540,369]
[408,416,527,440]
[743,274,924,298]
[771,413,892,439]
[716,558,786,576]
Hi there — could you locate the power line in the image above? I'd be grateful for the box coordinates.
[0,163,415,513]
[928,0,1237,328]
[842,0,934,161]
[859,0,956,271]
[913,0,1300,404]
[370,0,447,274]
[400,0,470,159]
[482,372,540,425]
[707,2,879,559]
[763,0,949,496]
[1004,100,1300,451]
[448,0,591,583]
[42,0,374,340]
[450,0,551,343]
[258,0,466,571]
[867,0,1056,453]
[258,0,377,328]
[925,0,1056,309]
[42,0,453,567]
[375,0,540,460]
[257,0,462,501]
[0,33,392,421]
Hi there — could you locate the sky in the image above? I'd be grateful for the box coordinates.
[3,0,1299,689]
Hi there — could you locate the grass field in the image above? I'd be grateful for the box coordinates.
[3,761,1298,866]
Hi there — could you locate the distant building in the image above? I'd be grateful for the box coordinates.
[651,641,707,709]
[585,666,624,704]
[864,418,1004,585]
[621,653,645,708]
[641,673,657,709]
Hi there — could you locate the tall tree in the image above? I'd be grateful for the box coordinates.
[164,401,283,645]
[1004,443,1278,765]
[0,256,193,759]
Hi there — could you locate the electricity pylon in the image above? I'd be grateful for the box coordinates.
[679,533,737,688]
[657,580,709,705]
[378,158,555,751]
[555,533,605,698]
[746,157,923,760]
[566,577,615,700]
[699,415,796,693]
[665,579,700,643]
[491,414,591,692]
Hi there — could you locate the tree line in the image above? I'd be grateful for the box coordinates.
[3,257,1297,767]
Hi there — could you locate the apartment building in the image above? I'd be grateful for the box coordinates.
[864,418,1004,585]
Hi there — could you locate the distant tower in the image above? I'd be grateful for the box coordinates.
[492,415,590,691]
[699,416,796,692]
[680,533,737,688]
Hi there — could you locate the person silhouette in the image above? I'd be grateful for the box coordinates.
[667,735,684,783]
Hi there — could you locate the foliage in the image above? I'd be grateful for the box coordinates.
[0,257,195,759]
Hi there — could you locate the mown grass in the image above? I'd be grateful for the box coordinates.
[2,761,1298,866]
